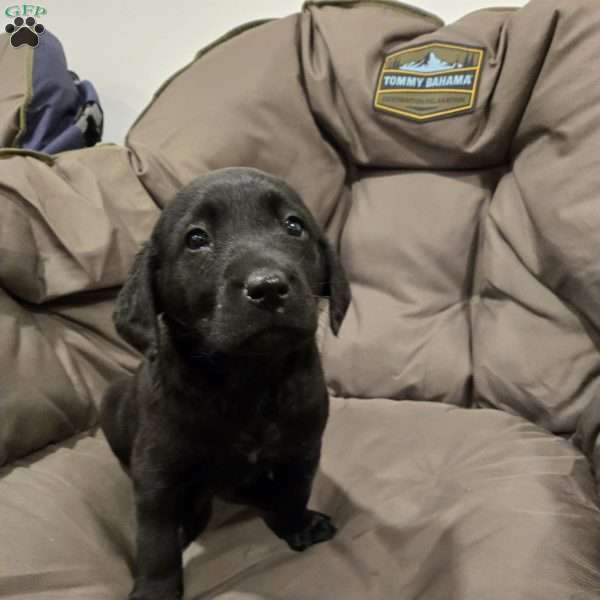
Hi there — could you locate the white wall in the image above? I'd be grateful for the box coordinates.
[31,1,527,144]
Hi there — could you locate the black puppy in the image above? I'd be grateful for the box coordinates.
[100,167,350,600]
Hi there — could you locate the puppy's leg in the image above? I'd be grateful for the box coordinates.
[99,378,137,470]
[235,457,336,552]
[130,485,183,600]
[179,491,213,549]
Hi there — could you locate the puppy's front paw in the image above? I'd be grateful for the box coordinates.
[129,580,182,600]
[284,510,337,552]
[129,592,181,600]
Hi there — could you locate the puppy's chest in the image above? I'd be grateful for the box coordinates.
[231,418,283,464]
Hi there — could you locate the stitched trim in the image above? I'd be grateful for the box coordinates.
[124,19,274,145]
[0,147,54,164]
[302,0,444,28]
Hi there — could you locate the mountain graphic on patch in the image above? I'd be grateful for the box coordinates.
[400,51,463,72]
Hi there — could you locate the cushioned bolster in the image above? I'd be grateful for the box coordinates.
[0,33,30,147]
[0,288,140,467]
[300,2,554,168]
[0,145,159,303]
[474,0,600,446]
[0,144,152,465]
[0,288,84,467]
[321,169,495,404]
[126,16,345,229]
[509,0,600,334]
[473,172,600,434]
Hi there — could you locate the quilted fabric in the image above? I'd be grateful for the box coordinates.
[1,400,599,600]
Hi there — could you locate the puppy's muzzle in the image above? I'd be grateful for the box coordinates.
[244,269,290,310]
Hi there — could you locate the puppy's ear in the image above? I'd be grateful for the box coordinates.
[113,242,160,354]
[319,237,351,336]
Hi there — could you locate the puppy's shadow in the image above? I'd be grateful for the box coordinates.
[183,471,463,600]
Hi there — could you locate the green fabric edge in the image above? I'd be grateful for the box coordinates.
[124,18,274,146]
[0,142,123,165]
[473,6,520,13]
[302,0,445,28]
[0,147,54,164]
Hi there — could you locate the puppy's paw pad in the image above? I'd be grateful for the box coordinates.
[129,590,182,600]
[129,595,181,600]
[285,511,337,552]
[129,577,183,600]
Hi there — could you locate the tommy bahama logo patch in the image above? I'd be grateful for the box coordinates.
[374,42,484,122]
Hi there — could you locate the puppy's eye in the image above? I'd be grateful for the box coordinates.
[284,216,304,237]
[185,228,210,250]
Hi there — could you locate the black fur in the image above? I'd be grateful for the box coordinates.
[100,167,350,600]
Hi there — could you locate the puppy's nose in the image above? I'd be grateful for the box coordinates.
[244,271,289,307]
